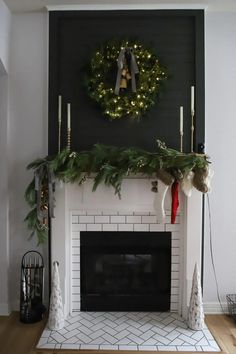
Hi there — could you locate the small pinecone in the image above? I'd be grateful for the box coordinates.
[156,169,174,186]
[192,167,209,193]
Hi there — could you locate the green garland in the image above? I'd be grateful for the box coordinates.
[25,140,209,244]
[87,40,167,120]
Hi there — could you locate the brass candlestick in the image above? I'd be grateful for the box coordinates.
[191,110,195,153]
[180,131,183,153]
[67,128,71,151]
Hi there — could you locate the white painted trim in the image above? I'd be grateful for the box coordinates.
[203,302,228,314]
[0,303,10,316]
[46,4,207,12]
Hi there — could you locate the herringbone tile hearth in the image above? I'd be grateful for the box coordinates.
[37,312,220,351]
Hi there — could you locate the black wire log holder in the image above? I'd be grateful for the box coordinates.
[20,250,46,323]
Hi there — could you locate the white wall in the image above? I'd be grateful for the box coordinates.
[8,12,48,310]
[0,73,10,315]
[204,11,236,311]
[0,0,11,315]
[5,8,236,312]
[0,0,11,73]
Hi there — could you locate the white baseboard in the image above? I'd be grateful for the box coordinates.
[0,303,11,316]
[204,302,228,314]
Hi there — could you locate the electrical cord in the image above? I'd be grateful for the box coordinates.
[206,193,225,313]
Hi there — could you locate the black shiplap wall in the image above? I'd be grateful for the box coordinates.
[49,10,204,154]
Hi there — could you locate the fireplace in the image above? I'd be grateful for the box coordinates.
[81,231,171,311]
[51,179,203,318]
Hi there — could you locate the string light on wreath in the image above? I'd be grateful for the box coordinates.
[87,40,167,120]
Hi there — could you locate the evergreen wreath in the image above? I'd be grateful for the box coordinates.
[87,40,167,120]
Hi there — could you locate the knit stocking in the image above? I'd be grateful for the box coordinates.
[153,179,170,223]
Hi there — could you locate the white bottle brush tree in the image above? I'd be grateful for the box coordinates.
[47,261,64,330]
[188,263,205,330]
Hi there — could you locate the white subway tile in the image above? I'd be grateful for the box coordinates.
[61,344,81,349]
[118,224,134,231]
[100,345,119,350]
[111,215,125,223]
[150,224,165,231]
[72,223,86,232]
[165,224,180,232]
[79,215,94,223]
[172,239,179,248]
[164,216,171,224]
[157,346,177,351]
[95,215,110,223]
[170,303,178,311]
[171,263,179,271]
[72,215,79,223]
[72,294,80,301]
[72,239,80,247]
[102,224,118,231]
[171,287,179,295]
[172,247,180,256]
[142,215,157,223]
[172,255,180,264]
[72,302,81,311]
[171,271,179,280]
[72,255,80,263]
[72,247,80,255]
[134,224,149,231]
[174,216,180,224]
[72,263,80,271]
[171,279,179,287]
[172,231,180,240]
[72,271,80,278]
[164,210,171,216]
[126,215,141,223]
[71,286,80,294]
[171,294,179,303]
[72,278,80,286]
[119,345,138,351]
[87,224,102,231]
[80,345,99,350]
[72,231,80,239]
[138,345,158,351]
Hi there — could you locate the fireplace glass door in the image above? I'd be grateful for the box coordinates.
[80,231,171,311]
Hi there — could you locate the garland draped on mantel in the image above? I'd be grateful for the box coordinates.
[24,140,210,244]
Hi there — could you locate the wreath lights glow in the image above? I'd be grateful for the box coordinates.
[87,40,167,120]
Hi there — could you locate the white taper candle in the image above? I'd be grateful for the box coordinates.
[58,95,62,123]
[191,86,195,113]
[67,103,71,130]
[180,106,183,133]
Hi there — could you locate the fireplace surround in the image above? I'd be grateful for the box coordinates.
[51,177,203,319]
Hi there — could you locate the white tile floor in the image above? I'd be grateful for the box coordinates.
[37,312,221,351]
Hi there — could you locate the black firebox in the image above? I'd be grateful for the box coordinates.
[80,231,171,311]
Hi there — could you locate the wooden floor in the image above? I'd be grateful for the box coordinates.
[0,313,236,354]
